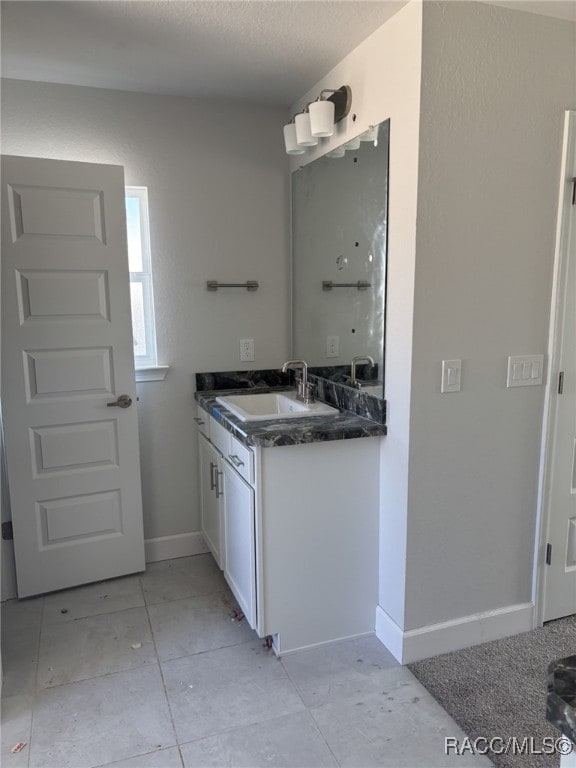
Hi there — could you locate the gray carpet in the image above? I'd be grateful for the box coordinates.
[408,616,576,768]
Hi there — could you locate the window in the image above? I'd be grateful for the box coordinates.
[125,187,166,380]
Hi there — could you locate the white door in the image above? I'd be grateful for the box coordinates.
[542,113,576,622]
[222,461,256,629]
[198,432,223,568]
[1,155,145,597]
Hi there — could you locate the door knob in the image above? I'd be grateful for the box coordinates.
[107,394,133,408]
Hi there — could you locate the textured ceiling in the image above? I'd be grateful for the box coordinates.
[2,1,574,106]
[0,1,408,105]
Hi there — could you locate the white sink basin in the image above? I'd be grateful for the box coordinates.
[215,392,338,422]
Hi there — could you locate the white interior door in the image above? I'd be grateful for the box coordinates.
[1,155,145,598]
[542,113,576,622]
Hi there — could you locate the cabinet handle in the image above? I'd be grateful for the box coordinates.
[209,461,217,491]
[228,454,245,467]
[215,470,224,498]
[194,417,205,426]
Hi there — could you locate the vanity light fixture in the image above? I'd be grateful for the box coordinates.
[283,120,306,155]
[343,136,361,150]
[326,146,346,158]
[308,97,335,138]
[283,85,352,155]
[294,110,318,147]
[309,86,352,137]
[359,125,379,144]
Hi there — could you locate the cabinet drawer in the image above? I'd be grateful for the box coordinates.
[194,403,210,438]
[210,415,231,456]
[227,434,254,485]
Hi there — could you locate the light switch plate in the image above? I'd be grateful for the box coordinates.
[441,359,462,393]
[507,354,544,387]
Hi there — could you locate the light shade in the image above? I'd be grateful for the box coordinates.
[295,112,318,147]
[344,136,361,150]
[283,123,305,155]
[326,146,345,158]
[360,126,379,143]
[309,99,335,138]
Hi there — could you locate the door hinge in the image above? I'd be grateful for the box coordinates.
[558,371,564,394]
[546,543,552,565]
[1,521,13,540]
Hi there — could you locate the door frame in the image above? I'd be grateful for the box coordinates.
[533,110,576,625]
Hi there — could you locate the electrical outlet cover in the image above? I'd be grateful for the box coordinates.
[326,336,339,358]
[240,338,255,362]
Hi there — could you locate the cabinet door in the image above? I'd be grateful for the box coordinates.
[198,433,223,569]
[222,461,257,629]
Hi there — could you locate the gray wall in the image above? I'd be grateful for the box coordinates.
[1,79,290,543]
[406,1,576,629]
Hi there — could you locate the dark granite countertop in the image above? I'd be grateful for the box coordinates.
[547,656,576,745]
[195,388,387,448]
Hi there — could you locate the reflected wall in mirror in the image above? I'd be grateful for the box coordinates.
[291,120,390,400]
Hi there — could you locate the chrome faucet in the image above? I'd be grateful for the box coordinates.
[281,360,315,404]
[350,355,375,388]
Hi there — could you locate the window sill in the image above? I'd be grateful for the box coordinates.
[135,365,170,382]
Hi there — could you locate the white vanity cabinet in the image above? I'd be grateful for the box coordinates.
[195,403,227,569]
[195,403,380,655]
[196,409,257,622]
[198,433,224,568]
[221,461,257,627]
[193,403,210,439]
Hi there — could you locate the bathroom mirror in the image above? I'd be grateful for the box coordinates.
[291,120,389,399]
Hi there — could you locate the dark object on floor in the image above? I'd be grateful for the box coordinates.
[547,655,576,744]
[408,615,576,768]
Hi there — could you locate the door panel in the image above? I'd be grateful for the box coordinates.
[24,347,114,398]
[39,490,122,543]
[222,461,256,629]
[31,420,119,475]
[198,433,223,569]
[1,155,145,597]
[7,184,106,241]
[543,114,576,621]
[17,269,110,322]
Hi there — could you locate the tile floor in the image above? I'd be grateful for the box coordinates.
[1,554,492,768]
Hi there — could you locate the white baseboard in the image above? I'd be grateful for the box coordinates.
[375,606,405,661]
[376,602,535,664]
[144,531,209,563]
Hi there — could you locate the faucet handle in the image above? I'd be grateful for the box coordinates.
[295,373,305,397]
[302,381,315,404]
